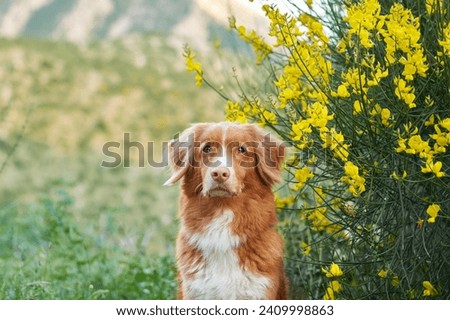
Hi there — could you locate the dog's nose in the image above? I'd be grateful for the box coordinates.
[211,167,230,182]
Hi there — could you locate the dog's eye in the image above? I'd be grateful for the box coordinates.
[203,145,212,153]
[238,146,246,154]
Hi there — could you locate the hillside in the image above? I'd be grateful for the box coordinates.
[0,0,268,50]
[0,0,191,40]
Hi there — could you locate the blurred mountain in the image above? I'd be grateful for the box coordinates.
[0,0,268,50]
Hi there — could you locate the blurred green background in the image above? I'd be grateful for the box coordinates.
[0,0,264,299]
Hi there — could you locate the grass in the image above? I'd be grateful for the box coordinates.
[0,192,177,299]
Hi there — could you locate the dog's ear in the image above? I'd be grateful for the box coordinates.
[164,125,197,186]
[252,126,286,186]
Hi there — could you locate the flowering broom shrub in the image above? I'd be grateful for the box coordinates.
[184,0,450,299]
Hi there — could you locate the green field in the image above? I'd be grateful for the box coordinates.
[0,194,177,299]
[0,36,224,299]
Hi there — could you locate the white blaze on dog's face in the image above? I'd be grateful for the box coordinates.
[165,122,286,197]
[199,138,243,197]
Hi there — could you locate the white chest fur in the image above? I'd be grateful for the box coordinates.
[181,210,270,299]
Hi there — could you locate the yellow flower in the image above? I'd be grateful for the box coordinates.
[426,204,440,223]
[395,137,407,153]
[353,100,362,114]
[394,77,416,108]
[307,102,334,129]
[380,108,391,126]
[368,66,389,86]
[378,269,388,278]
[307,155,317,165]
[345,0,382,48]
[342,68,368,95]
[391,170,408,181]
[330,280,342,293]
[300,241,311,255]
[335,145,349,162]
[194,73,203,87]
[384,4,421,53]
[323,287,335,300]
[391,275,400,287]
[292,119,312,148]
[344,161,359,177]
[425,114,435,127]
[430,125,450,151]
[298,13,329,45]
[309,207,339,233]
[258,110,278,126]
[314,186,325,205]
[421,159,445,178]
[406,135,431,158]
[341,161,366,196]
[322,262,344,278]
[426,0,445,15]
[399,49,428,80]
[440,118,450,131]
[293,167,314,191]
[183,46,203,87]
[323,280,342,300]
[274,195,295,209]
[234,24,272,64]
[332,84,351,98]
[423,281,438,297]
[264,4,301,48]
[225,101,247,123]
[320,128,349,162]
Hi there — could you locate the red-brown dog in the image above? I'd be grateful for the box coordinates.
[165,122,287,299]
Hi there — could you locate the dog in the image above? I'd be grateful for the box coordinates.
[165,122,287,300]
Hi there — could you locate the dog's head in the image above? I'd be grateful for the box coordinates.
[164,122,286,197]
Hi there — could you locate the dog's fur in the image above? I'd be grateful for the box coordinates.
[165,122,287,299]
